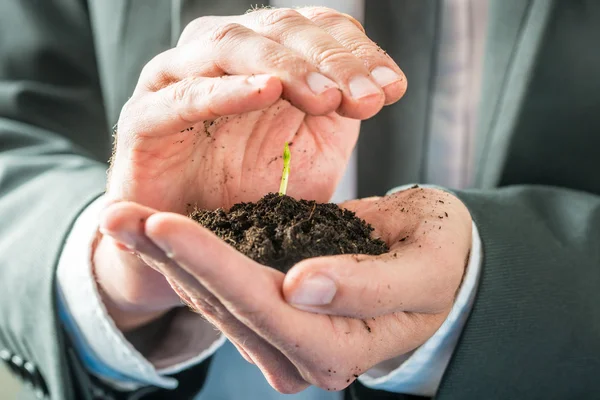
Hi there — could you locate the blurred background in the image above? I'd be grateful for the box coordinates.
[1,365,21,398]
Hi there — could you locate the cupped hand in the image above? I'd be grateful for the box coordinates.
[110,7,407,211]
[95,7,407,329]
[103,187,472,392]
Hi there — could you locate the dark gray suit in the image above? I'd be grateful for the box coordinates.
[0,0,599,399]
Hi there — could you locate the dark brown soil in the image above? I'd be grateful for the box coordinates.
[190,193,389,273]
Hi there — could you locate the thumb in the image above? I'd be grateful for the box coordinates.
[282,250,459,318]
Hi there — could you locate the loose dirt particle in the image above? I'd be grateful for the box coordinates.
[361,320,372,333]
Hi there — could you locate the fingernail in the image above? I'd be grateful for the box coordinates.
[370,66,402,88]
[348,75,381,99]
[247,74,272,88]
[289,274,337,306]
[306,72,338,95]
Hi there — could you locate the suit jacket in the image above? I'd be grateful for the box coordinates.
[0,0,599,399]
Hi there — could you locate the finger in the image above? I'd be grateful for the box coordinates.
[100,202,180,268]
[149,241,309,394]
[297,7,407,105]
[240,8,385,119]
[282,247,465,317]
[144,212,296,325]
[124,74,283,137]
[138,22,342,115]
[164,276,252,363]
[98,202,182,309]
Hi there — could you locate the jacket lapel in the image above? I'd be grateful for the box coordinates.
[358,0,441,197]
[87,0,173,126]
[474,0,555,188]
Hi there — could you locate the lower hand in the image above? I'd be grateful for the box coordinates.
[101,187,472,392]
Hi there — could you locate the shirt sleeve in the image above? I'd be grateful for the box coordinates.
[56,195,226,391]
[357,184,483,397]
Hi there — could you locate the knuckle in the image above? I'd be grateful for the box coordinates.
[179,16,217,44]
[265,50,309,75]
[313,47,357,68]
[208,22,248,44]
[170,78,196,104]
[180,18,200,42]
[348,41,384,62]
[301,6,342,23]
[139,51,174,91]
[259,8,305,27]
[300,7,365,34]
[344,13,366,33]
[165,78,203,124]
[139,58,158,85]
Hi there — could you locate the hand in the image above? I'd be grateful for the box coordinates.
[95,7,407,330]
[103,187,472,392]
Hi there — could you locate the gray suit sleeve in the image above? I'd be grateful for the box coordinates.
[0,0,109,398]
[436,185,600,399]
[348,185,600,400]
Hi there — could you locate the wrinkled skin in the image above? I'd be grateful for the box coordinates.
[96,6,407,326]
[94,6,472,394]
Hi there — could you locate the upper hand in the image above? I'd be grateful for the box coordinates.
[94,7,407,329]
[103,187,472,392]
[110,6,407,211]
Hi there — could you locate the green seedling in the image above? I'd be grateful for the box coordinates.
[278,142,291,196]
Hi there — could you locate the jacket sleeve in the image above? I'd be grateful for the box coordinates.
[347,185,600,400]
[435,185,600,400]
[0,0,111,398]
[0,1,210,399]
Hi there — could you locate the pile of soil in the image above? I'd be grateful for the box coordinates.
[190,193,389,273]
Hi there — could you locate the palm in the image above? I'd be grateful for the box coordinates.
[111,99,359,212]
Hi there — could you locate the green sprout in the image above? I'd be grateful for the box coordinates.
[278,142,291,196]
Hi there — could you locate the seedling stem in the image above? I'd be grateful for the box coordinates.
[278,142,291,196]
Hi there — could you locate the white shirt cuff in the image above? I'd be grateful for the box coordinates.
[56,195,225,391]
[357,185,483,396]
